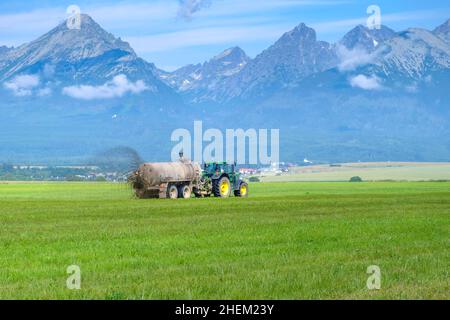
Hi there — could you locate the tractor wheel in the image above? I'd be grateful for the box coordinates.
[178,185,192,199]
[213,177,231,198]
[167,184,178,199]
[234,182,249,197]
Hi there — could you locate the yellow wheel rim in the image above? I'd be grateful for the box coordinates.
[240,185,247,196]
[220,181,230,195]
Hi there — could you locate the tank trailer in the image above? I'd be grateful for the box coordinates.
[130,152,249,199]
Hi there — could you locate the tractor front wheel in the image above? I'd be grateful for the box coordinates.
[213,177,231,198]
[234,182,249,197]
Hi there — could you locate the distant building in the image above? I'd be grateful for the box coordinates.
[239,168,258,175]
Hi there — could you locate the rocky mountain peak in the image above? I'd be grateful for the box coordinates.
[433,19,450,42]
[34,13,135,61]
[160,46,250,92]
[12,14,132,61]
[277,23,317,46]
[340,24,396,51]
[212,46,248,61]
[0,14,137,80]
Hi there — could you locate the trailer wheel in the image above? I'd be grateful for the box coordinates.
[179,185,192,199]
[167,184,178,199]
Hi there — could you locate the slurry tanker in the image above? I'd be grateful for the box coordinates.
[130,152,249,199]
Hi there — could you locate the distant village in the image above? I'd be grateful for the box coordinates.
[0,161,308,182]
[0,164,128,182]
[238,162,293,176]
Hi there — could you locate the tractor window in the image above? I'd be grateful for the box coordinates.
[204,163,217,174]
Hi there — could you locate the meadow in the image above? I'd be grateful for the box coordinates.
[0,181,449,299]
[261,162,450,182]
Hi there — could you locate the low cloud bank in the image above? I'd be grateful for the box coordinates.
[349,74,382,90]
[337,45,376,72]
[4,74,40,96]
[63,75,148,100]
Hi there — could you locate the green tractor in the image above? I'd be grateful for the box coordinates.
[195,162,249,198]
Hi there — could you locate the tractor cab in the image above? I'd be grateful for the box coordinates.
[203,162,235,177]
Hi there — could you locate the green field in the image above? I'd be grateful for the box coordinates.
[261,162,450,182]
[0,182,449,299]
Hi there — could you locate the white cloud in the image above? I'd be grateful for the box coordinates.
[178,0,212,21]
[62,75,149,100]
[349,74,382,90]
[37,87,52,97]
[4,74,40,96]
[337,46,377,71]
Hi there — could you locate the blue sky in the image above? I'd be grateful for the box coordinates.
[0,0,449,70]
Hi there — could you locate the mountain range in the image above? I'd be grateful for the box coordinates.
[1,14,450,164]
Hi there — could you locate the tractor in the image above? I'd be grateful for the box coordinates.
[131,154,249,199]
[196,162,249,198]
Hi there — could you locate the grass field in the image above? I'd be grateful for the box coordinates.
[0,182,449,299]
[260,162,450,182]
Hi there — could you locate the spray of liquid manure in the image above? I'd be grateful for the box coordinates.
[88,146,144,196]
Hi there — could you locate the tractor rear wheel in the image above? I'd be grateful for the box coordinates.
[213,177,231,198]
[167,184,178,199]
[178,185,192,199]
[234,182,249,197]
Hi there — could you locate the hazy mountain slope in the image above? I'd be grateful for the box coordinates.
[371,28,450,79]
[1,15,450,163]
[217,21,450,162]
[0,14,184,164]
